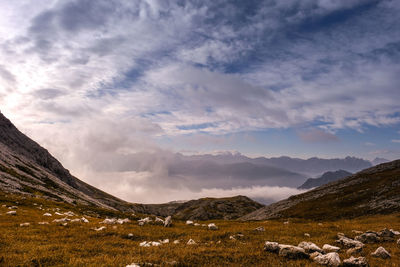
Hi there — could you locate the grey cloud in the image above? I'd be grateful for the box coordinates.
[33,89,66,100]
[297,129,339,143]
[0,65,16,84]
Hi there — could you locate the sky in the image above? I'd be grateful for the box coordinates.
[0,0,399,203]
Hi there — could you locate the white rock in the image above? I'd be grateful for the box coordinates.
[64,211,75,216]
[208,223,218,230]
[101,218,117,224]
[6,210,16,215]
[20,223,30,227]
[70,218,81,222]
[304,233,310,238]
[128,233,134,238]
[161,239,169,244]
[151,241,161,246]
[255,226,265,232]
[117,218,130,224]
[140,241,151,247]
[186,220,194,225]
[173,240,180,244]
[53,217,70,223]
[138,221,145,226]
[187,239,196,245]
[138,217,152,224]
[318,223,323,226]
[229,235,236,240]
[8,206,17,209]
[323,244,340,253]
[314,252,341,267]
[81,217,89,223]
[371,246,391,259]
[194,223,200,226]
[336,235,364,248]
[62,223,68,226]
[283,221,289,225]
[278,245,309,259]
[390,229,400,235]
[298,241,322,253]
[310,252,322,260]
[126,263,140,267]
[43,213,52,217]
[38,222,49,225]
[93,226,106,231]
[164,216,172,227]
[55,212,63,216]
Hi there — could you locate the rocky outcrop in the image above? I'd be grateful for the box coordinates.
[342,256,369,267]
[298,170,352,189]
[371,246,391,259]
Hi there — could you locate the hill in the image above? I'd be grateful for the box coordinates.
[135,195,264,220]
[298,170,352,189]
[241,160,400,221]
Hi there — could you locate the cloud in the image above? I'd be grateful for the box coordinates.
[298,129,339,143]
[392,139,400,143]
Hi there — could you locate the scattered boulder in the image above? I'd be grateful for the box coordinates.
[164,216,172,227]
[70,218,81,223]
[355,232,379,243]
[55,212,63,216]
[160,239,169,244]
[304,233,310,238]
[390,229,400,235]
[128,233,134,238]
[139,241,151,247]
[151,241,161,247]
[323,244,340,253]
[298,241,322,253]
[19,223,30,227]
[313,252,341,267]
[278,245,309,259]
[346,247,363,256]
[101,218,116,224]
[126,263,140,267]
[6,211,16,215]
[283,221,289,225]
[173,240,180,244]
[117,218,130,224]
[64,211,75,216]
[254,226,265,232]
[342,256,369,267]
[336,234,364,248]
[38,222,49,225]
[264,241,280,253]
[194,223,200,226]
[43,213,52,217]
[208,223,218,230]
[187,239,196,245]
[310,252,322,260]
[81,217,89,223]
[377,228,395,241]
[186,220,194,226]
[93,226,106,231]
[53,217,70,223]
[155,217,164,225]
[371,246,391,259]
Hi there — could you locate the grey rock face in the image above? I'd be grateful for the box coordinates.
[263,241,280,253]
[355,232,379,243]
[336,235,365,248]
[297,241,322,253]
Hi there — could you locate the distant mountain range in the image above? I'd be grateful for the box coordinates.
[298,170,352,189]
[241,160,400,221]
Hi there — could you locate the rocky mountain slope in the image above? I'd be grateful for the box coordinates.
[135,195,264,220]
[0,112,136,211]
[298,170,352,189]
[241,160,400,221]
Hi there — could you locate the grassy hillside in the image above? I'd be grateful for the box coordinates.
[242,160,400,221]
[0,192,399,266]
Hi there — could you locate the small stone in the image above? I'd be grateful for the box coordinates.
[304,233,310,238]
[155,217,164,225]
[151,241,161,246]
[254,226,265,231]
[93,226,106,231]
[313,252,341,267]
[81,217,89,223]
[139,241,151,247]
[164,216,172,227]
[283,221,289,225]
[43,213,52,216]
[187,239,196,245]
[38,221,49,225]
[371,246,391,259]
[323,244,340,253]
[19,222,30,227]
[208,223,218,230]
[186,220,194,225]
[342,256,369,267]
[173,240,180,244]
[160,239,169,244]
[6,210,16,215]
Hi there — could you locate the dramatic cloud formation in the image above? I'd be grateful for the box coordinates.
[0,0,399,203]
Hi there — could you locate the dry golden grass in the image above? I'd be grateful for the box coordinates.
[0,193,399,267]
